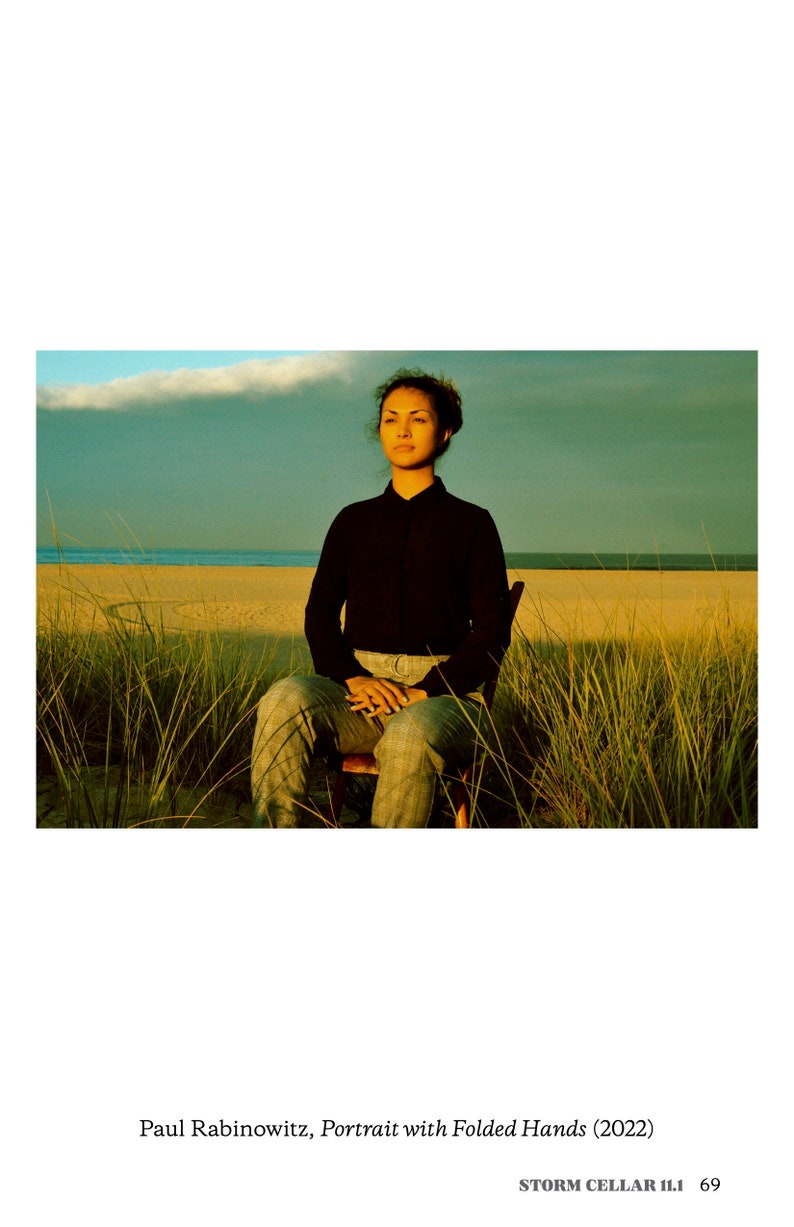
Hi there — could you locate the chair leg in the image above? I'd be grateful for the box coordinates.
[330,765,471,828]
[451,776,470,829]
[328,771,346,825]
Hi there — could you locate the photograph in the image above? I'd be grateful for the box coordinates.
[37,349,757,829]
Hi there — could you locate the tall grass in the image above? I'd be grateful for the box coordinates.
[37,567,757,829]
[37,570,278,827]
[476,601,757,828]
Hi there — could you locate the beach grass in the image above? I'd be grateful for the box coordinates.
[36,566,757,829]
[469,600,757,827]
[36,569,276,827]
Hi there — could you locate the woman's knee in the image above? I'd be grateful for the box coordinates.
[375,698,479,772]
[256,674,333,721]
[375,708,441,773]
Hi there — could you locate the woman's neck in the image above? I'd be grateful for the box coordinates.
[390,466,436,500]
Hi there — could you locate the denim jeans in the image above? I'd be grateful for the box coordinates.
[250,652,488,828]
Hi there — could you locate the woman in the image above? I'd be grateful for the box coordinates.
[251,369,511,827]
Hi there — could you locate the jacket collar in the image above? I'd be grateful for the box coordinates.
[382,477,447,508]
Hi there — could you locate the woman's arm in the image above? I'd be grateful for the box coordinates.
[416,511,511,697]
[304,511,368,685]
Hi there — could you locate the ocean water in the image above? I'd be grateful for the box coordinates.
[36,547,321,567]
[36,547,758,571]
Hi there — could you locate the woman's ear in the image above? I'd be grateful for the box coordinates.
[434,427,453,460]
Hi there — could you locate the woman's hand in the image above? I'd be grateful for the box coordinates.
[345,676,428,718]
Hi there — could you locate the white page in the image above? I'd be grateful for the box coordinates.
[7,4,788,1225]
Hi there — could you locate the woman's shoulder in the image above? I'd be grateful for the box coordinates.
[337,489,388,515]
[444,489,488,511]
[442,488,497,522]
[326,489,389,532]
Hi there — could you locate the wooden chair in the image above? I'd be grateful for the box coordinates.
[327,580,524,828]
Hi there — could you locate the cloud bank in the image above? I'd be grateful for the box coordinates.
[37,352,351,411]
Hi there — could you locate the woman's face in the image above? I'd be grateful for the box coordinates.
[378,387,450,471]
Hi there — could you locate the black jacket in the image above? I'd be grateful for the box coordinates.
[304,479,511,697]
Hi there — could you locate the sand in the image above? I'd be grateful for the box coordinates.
[37,564,758,670]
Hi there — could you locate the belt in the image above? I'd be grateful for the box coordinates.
[352,650,450,688]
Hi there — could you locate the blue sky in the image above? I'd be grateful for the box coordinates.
[36,350,757,554]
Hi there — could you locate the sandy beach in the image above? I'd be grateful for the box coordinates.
[37,564,758,672]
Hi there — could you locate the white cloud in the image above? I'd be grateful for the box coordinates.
[37,352,351,410]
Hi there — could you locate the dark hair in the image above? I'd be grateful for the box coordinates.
[372,368,463,460]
